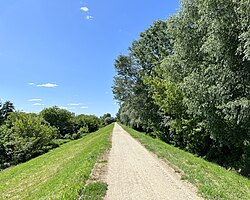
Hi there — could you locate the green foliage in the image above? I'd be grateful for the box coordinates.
[100,113,115,125]
[145,74,184,117]
[71,115,88,134]
[77,126,89,137]
[0,100,15,125]
[113,0,250,176]
[237,0,250,61]
[76,114,100,133]
[0,112,57,168]
[40,106,74,137]
[104,117,116,125]
[113,20,173,133]
[130,20,172,74]
[100,113,116,126]
[112,55,140,102]
[167,0,250,172]
[0,101,105,170]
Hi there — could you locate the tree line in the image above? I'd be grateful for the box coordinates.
[113,0,250,176]
[0,100,115,169]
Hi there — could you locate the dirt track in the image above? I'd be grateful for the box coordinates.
[104,123,202,200]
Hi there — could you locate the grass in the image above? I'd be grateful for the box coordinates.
[81,182,108,200]
[0,124,114,200]
[121,124,250,200]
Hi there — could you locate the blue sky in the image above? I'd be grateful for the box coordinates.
[0,0,180,117]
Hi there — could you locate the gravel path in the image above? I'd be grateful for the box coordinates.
[104,123,202,200]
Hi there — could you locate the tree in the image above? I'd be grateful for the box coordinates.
[130,20,173,75]
[100,113,116,126]
[113,0,250,175]
[112,55,140,102]
[104,117,116,125]
[0,100,15,125]
[102,113,111,119]
[40,106,74,137]
[164,0,250,171]
[0,112,57,167]
[76,114,100,133]
[113,20,173,133]
[71,115,88,134]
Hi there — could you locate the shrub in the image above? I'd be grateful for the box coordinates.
[77,126,89,137]
[0,112,57,168]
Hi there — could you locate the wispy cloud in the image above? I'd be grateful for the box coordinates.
[59,106,68,110]
[68,103,82,106]
[32,103,44,106]
[81,106,88,109]
[28,99,42,102]
[37,83,58,88]
[86,15,93,20]
[80,6,89,12]
[28,83,35,85]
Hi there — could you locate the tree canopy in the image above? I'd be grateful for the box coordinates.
[113,0,250,176]
[0,102,108,169]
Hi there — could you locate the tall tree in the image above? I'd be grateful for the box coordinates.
[163,0,250,170]
[0,100,15,125]
[40,106,74,137]
[113,20,173,133]
[113,0,250,174]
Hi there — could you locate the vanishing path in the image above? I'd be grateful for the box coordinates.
[104,123,202,200]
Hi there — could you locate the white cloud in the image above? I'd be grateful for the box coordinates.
[69,107,76,110]
[29,83,35,85]
[37,83,58,88]
[81,106,88,109]
[59,106,68,110]
[86,15,93,20]
[28,99,42,102]
[80,6,89,12]
[33,103,44,106]
[68,103,82,106]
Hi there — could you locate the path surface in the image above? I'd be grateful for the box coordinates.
[104,123,202,200]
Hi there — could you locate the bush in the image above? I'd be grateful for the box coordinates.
[64,134,71,140]
[0,112,58,168]
[77,126,89,137]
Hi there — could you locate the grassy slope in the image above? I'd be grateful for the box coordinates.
[0,124,114,200]
[121,124,250,200]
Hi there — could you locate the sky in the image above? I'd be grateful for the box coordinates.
[0,0,180,117]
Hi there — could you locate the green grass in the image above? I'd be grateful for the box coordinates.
[121,124,250,200]
[0,124,114,200]
[81,182,108,200]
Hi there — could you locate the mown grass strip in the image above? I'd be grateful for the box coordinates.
[0,124,114,200]
[121,124,250,200]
